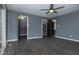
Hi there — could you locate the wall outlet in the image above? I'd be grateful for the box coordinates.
[69,35,72,37]
[57,25,60,27]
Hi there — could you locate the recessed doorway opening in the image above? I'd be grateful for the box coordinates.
[41,19,56,38]
[51,19,56,37]
[18,15,29,40]
[41,19,48,38]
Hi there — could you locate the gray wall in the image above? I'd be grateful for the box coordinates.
[7,10,18,40]
[7,10,45,40]
[56,11,79,40]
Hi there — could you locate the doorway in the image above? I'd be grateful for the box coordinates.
[46,19,56,37]
[18,15,29,40]
[42,19,56,38]
[42,19,48,38]
[51,19,56,37]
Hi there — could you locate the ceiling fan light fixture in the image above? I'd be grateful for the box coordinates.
[21,16,24,19]
[49,9,54,13]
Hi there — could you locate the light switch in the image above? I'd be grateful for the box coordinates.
[69,35,72,37]
[57,25,60,27]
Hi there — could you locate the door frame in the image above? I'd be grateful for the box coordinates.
[0,4,6,55]
[18,15,29,40]
[41,19,48,37]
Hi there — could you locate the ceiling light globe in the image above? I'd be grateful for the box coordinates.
[49,10,53,13]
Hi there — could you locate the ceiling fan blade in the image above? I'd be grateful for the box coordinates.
[54,11,57,13]
[41,9,49,11]
[54,6,64,10]
[46,11,49,14]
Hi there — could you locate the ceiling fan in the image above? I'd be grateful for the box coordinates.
[41,4,64,14]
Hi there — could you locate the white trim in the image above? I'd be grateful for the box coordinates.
[0,8,6,55]
[55,36,79,42]
[0,5,6,55]
[28,36,42,39]
[0,45,6,55]
[26,16,29,39]
[7,39,18,42]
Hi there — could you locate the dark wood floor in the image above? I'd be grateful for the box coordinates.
[3,37,79,55]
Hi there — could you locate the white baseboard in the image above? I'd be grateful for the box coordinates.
[0,44,6,55]
[28,36,42,39]
[7,39,18,42]
[55,36,79,42]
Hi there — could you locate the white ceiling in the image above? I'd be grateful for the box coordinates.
[7,4,79,18]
